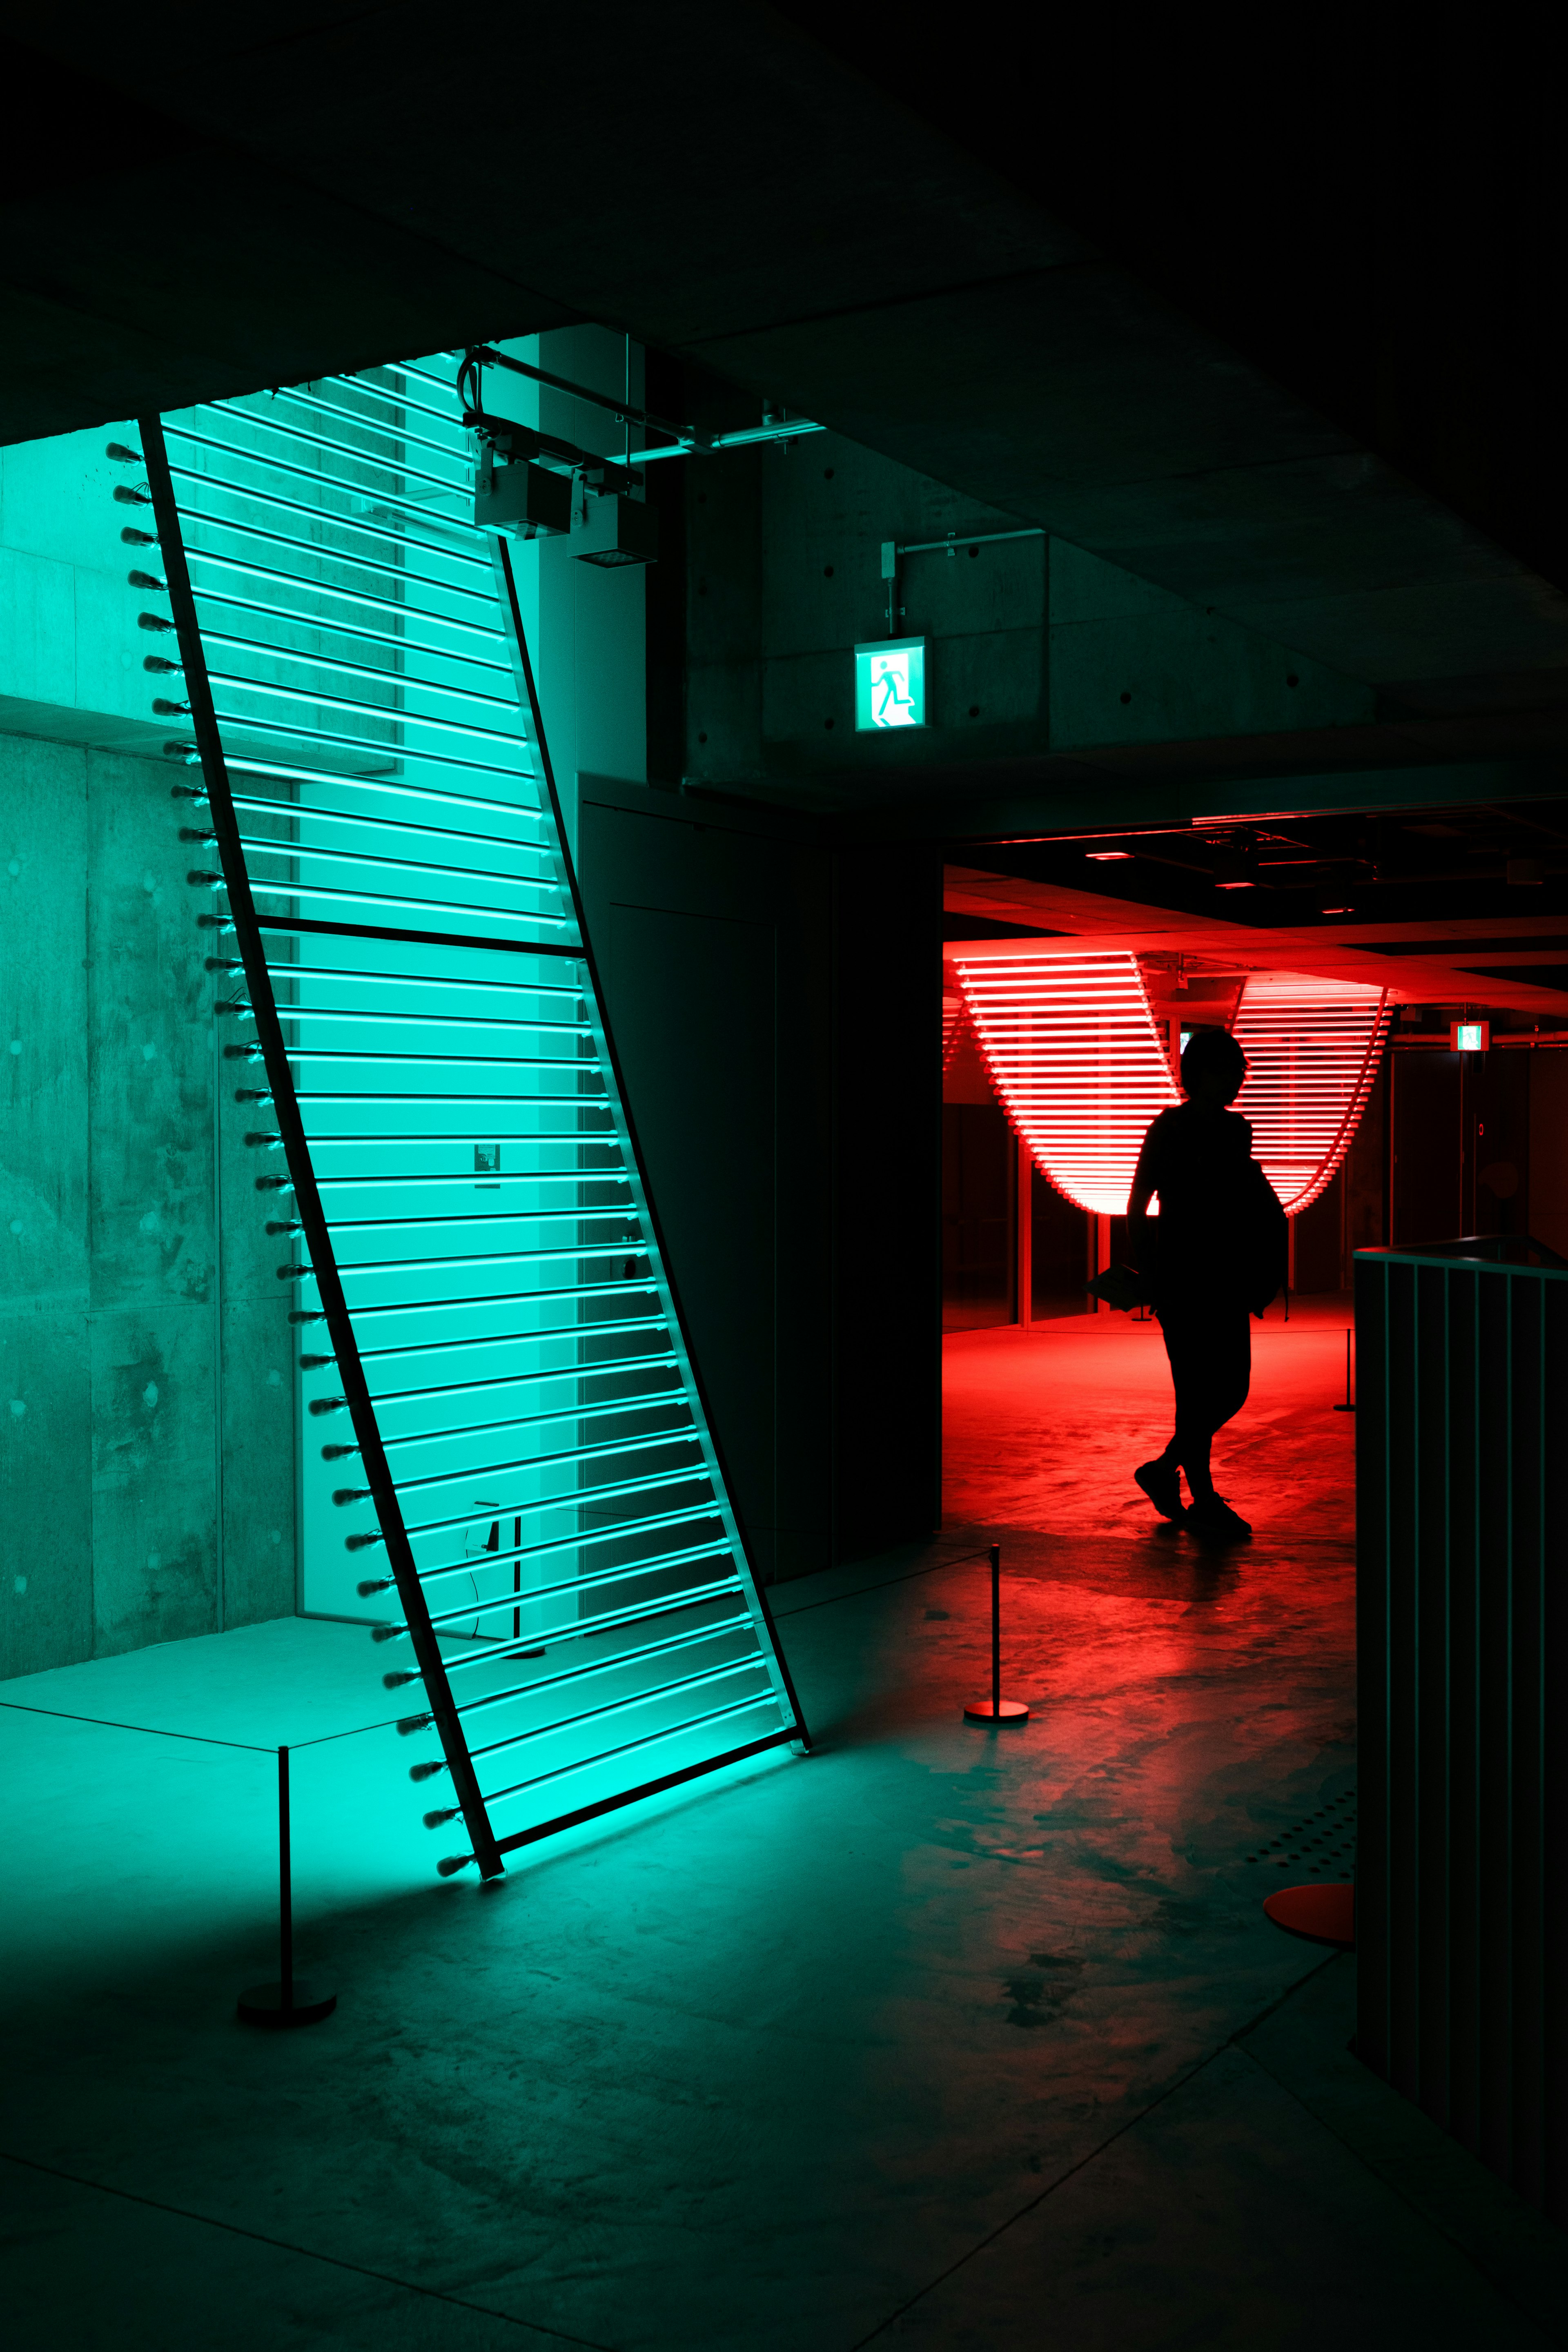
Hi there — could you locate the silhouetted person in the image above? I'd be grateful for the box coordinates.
[1127,1026,1286,1537]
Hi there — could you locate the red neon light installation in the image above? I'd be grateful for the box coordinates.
[1231,972,1391,1212]
[952,951,1391,1221]
[942,991,965,1074]
[950,951,1178,1215]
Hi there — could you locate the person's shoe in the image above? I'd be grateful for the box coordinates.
[1185,1494,1252,1539]
[1134,1459,1184,1519]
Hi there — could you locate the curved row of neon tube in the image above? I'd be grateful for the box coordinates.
[947,950,1390,1218]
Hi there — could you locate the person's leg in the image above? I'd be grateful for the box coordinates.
[1140,1309,1206,1508]
[1174,1361,1216,1499]
[1157,1312,1202,1488]
[1133,1304,1188,1516]
[1209,1310,1252,1442]
[1182,1310,1254,1531]
[1163,1308,1250,1503]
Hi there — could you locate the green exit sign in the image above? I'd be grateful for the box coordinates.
[855,637,926,730]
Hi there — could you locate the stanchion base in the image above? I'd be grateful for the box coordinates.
[1262,1883,1354,1948]
[963,1698,1031,1724]
[1332,1403,1356,1414]
[237,1980,337,2029]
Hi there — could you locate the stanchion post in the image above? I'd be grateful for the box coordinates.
[990,1545,1001,1716]
[1334,1326,1356,1412]
[239,1743,336,2028]
[964,1542,1030,1725]
[278,1746,293,2013]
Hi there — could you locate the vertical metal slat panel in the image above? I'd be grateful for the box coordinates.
[1510,1276,1545,2203]
[1386,1258,1421,2096]
[1475,1269,1514,2179]
[1357,1244,1568,2225]
[1446,1267,1482,2153]
[1355,1250,1392,2078]
[1415,1262,1451,2125]
[1543,1281,1568,2225]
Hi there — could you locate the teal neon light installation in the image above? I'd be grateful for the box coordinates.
[121,357,808,1879]
[854,636,926,730]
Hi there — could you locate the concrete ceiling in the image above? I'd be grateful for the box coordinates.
[5,8,1565,741]
[944,871,1568,1023]
[944,797,1568,1020]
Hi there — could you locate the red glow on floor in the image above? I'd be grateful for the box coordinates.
[935,1301,1359,1931]
[943,1296,1356,1541]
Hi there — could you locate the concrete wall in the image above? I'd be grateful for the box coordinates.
[581,780,941,1579]
[0,422,174,759]
[479,327,648,857]
[1529,1052,1568,1261]
[0,734,296,1679]
[0,352,650,1671]
[682,423,1374,795]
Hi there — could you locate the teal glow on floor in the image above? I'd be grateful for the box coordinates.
[2,1519,1560,2349]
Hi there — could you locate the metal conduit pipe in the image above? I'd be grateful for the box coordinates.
[463,343,824,460]
[879,526,1045,633]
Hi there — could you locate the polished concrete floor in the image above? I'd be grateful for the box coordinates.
[3,1306,1564,2348]
[943,1292,1359,1540]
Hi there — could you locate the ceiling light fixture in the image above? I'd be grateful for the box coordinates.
[572,492,659,567]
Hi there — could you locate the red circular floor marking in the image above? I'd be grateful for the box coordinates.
[1263,1882,1354,1946]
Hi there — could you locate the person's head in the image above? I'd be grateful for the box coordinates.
[1180,1024,1247,1107]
